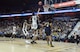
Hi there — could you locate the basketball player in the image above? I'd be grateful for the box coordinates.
[22,20,29,43]
[45,22,54,47]
[30,12,39,44]
[38,1,44,12]
[30,1,43,44]
[22,20,29,36]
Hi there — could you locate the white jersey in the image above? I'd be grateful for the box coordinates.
[31,15,38,30]
[22,21,29,36]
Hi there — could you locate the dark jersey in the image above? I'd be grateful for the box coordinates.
[45,25,51,36]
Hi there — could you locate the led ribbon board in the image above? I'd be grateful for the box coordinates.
[0,8,80,17]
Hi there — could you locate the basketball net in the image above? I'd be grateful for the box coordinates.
[43,0,51,12]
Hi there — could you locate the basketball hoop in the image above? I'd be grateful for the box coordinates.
[43,5,50,12]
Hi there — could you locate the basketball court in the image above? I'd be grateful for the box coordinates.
[0,37,80,52]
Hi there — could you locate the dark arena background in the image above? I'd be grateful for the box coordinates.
[0,0,80,52]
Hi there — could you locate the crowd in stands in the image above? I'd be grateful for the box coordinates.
[0,16,79,44]
[52,20,77,41]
